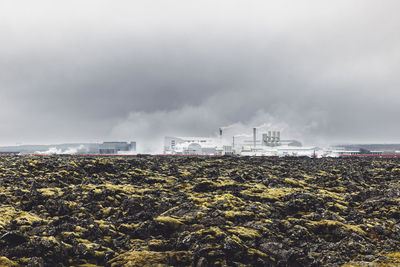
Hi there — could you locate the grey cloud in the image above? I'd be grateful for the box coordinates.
[0,1,400,147]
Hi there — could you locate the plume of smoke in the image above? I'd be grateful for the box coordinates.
[233,134,252,138]
[109,106,302,154]
[35,147,62,155]
[35,145,87,155]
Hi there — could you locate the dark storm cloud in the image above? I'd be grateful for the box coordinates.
[1,0,400,150]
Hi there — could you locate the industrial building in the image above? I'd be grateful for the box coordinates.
[164,136,232,155]
[98,141,136,154]
[232,128,316,156]
[164,128,306,156]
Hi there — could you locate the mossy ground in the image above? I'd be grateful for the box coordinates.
[0,156,400,266]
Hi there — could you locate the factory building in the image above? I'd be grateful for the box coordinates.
[262,131,281,146]
[98,141,136,154]
[232,128,311,156]
[164,126,309,156]
[164,136,232,155]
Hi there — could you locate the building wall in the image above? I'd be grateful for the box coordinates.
[98,141,136,154]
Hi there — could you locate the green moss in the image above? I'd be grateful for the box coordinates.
[154,216,183,230]
[241,187,297,201]
[228,226,262,240]
[75,264,103,267]
[248,248,268,258]
[344,252,400,266]
[94,220,114,231]
[75,238,100,250]
[334,203,348,211]
[102,207,112,217]
[284,178,307,188]
[61,231,78,238]
[93,189,102,194]
[194,226,227,239]
[0,205,43,228]
[41,236,60,246]
[108,250,192,267]
[64,201,78,210]
[37,187,64,197]
[118,223,138,231]
[224,210,254,219]
[317,189,346,202]
[0,256,20,267]
[306,220,366,235]
[75,225,86,232]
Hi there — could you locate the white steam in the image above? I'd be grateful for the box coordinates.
[35,145,87,155]
[108,104,305,154]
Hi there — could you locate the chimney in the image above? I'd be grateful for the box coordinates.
[277,131,280,144]
[253,128,257,148]
[272,131,276,145]
[268,131,271,145]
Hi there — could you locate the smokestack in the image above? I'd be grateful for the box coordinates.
[272,131,276,145]
[232,136,235,148]
[253,128,257,148]
[268,131,271,145]
[219,128,222,137]
[277,131,280,144]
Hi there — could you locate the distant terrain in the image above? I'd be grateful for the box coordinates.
[0,144,98,154]
[335,144,400,152]
[0,156,400,266]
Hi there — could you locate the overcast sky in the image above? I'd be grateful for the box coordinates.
[1,1,399,152]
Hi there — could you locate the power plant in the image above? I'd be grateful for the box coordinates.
[164,136,232,155]
[3,128,400,157]
[164,127,311,156]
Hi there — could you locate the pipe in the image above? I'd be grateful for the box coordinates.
[253,128,257,148]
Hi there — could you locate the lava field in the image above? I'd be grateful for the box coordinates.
[0,156,400,266]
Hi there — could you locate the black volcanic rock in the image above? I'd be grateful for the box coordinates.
[0,156,400,265]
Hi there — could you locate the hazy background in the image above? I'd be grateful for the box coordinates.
[1,0,399,152]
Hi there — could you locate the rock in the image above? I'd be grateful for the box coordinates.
[1,156,400,266]
[193,181,216,192]
[1,232,27,246]
[195,257,208,267]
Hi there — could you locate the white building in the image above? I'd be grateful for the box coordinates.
[164,128,317,157]
[164,136,232,155]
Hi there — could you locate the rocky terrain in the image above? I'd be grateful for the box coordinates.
[0,155,400,266]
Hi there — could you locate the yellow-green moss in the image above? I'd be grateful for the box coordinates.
[224,210,254,219]
[102,207,112,217]
[75,238,100,250]
[154,216,183,230]
[385,252,400,262]
[0,256,20,267]
[37,187,64,197]
[108,250,192,267]
[318,189,345,201]
[0,205,43,228]
[306,220,366,235]
[248,248,268,258]
[228,226,262,239]
[284,178,307,188]
[241,187,297,201]
[194,226,227,239]
[64,201,78,210]
[118,223,138,231]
